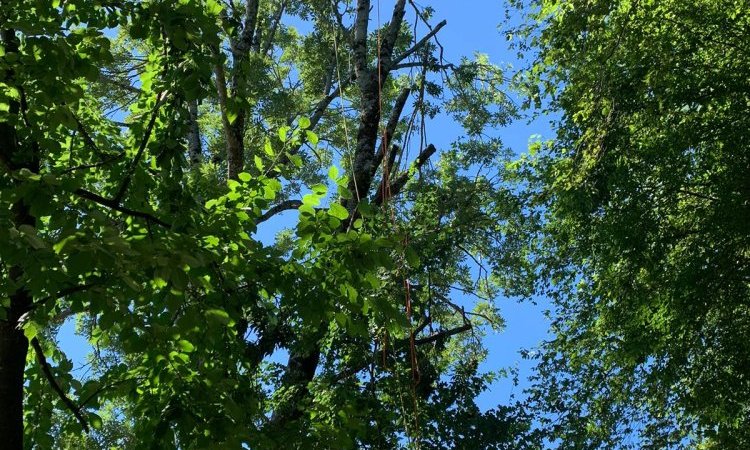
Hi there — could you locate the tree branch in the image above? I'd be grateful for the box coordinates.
[413,323,472,346]
[372,87,411,180]
[74,188,171,228]
[261,0,287,57]
[112,93,165,204]
[31,338,90,433]
[31,283,97,310]
[373,143,436,205]
[233,0,261,59]
[255,199,303,224]
[389,19,447,70]
[378,0,407,70]
[352,0,371,80]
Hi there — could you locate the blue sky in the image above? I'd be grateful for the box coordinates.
[58,0,556,416]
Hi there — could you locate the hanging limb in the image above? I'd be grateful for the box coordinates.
[30,338,90,433]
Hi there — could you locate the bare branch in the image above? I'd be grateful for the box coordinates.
[352,0,371,79]
[413,323,472,346]
[379,0,407,69]
[372,87,411,179]
[390,19,447,69]
[255,199,303,224]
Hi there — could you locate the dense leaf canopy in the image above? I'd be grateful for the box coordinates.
[511,0,750,447]
[1,0,535,449]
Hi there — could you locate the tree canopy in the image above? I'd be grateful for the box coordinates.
[511,0,750,447]
[1,0,534,448]
[3,0,749,448]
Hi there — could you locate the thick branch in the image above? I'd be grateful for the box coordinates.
[413,323,472,346]
[212,52,244,179]
[261,0,287,57]
[31,338,90,433]
[372,87,410,180]
[255,199,302,224]
[352,0,371,79]
[186,99,202,165]
[373,143,436,205]
[233,0,261,59]
[378,0,407,69]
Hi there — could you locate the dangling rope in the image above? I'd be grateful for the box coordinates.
[331,0,359,203]
[374,1,422,446]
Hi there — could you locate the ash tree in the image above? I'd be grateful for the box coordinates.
[0,0,536,448]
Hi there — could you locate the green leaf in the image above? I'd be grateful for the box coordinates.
[264,140,275,156]
[305,130,319,145]
[311,183,327,196]
[328,166,339,181]
[328,203,349,220]
[205,309,232,325]
[177,339,195,353]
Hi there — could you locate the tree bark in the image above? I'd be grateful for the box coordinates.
[0,318,29,450]
[187,99,202,165]
[0,28,39,450]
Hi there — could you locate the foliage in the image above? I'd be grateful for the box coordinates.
[0,1,535,449]
[510,0,750,447]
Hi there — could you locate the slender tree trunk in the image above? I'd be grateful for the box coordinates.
[187,99,202,165]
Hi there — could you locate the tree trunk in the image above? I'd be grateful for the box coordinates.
[187,99,202,165]
[0,28,37,450]
[0,316,29,450]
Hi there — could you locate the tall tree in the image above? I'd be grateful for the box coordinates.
[1,0,534,448]
[510,0,750,447]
